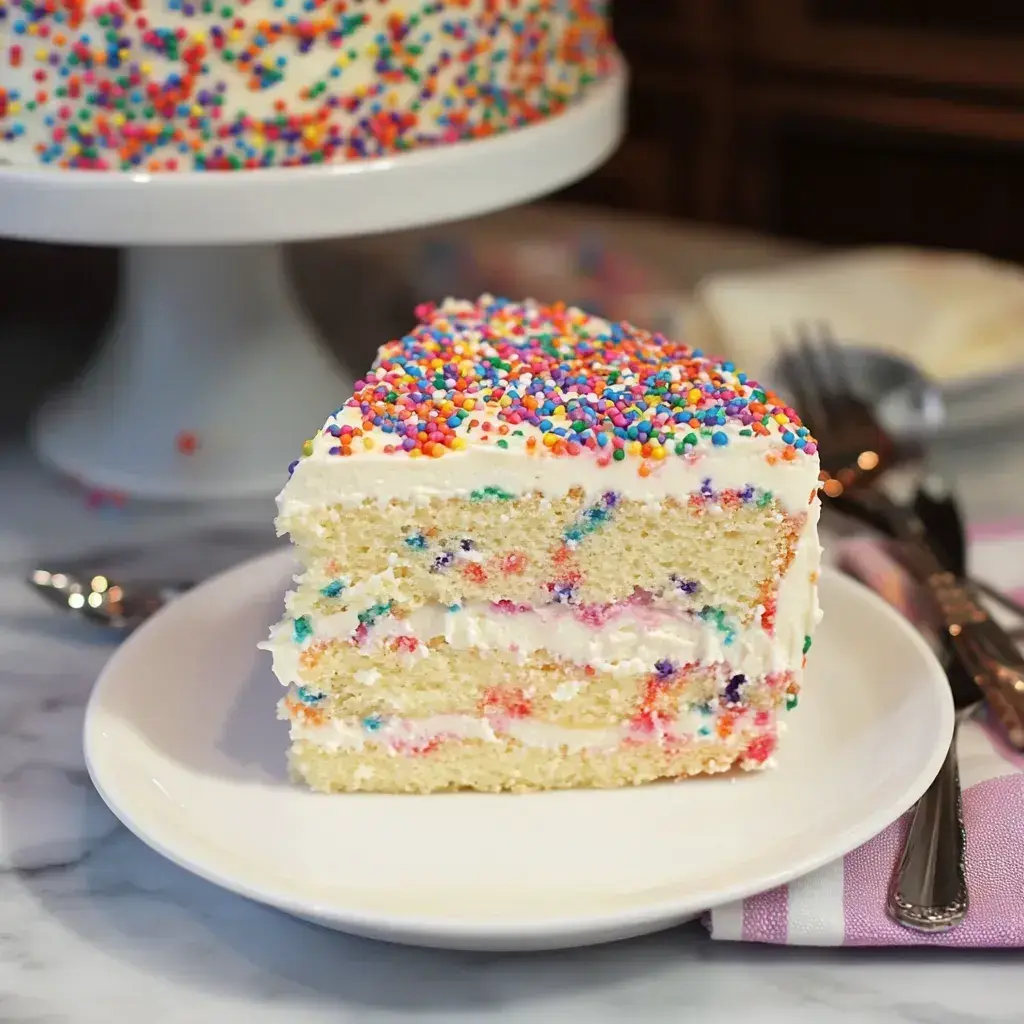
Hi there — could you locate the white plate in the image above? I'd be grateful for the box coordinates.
[85,550,952,952]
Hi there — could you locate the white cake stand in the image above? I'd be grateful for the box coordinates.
[0,68,626,499]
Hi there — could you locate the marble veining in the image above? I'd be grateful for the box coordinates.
[1,444,1023,1022]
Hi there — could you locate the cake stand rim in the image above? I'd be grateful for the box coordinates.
[0,63,628,246]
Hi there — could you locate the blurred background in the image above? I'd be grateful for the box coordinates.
[569,0,1024,258]
[3,0,1024,445]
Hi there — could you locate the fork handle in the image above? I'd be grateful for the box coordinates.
[888,729,968,932]
[927,570,1024,749]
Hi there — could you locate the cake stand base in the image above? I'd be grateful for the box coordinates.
[31,244,352,501]
[9,67,626,499]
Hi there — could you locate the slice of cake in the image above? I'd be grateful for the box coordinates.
[264,296,822,793]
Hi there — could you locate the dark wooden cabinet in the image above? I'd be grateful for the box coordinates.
[563,0,1024,261]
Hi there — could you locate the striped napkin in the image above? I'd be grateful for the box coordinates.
[707,524,1024,946]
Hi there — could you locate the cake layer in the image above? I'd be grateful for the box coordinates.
[279,490,817,620]
[270,606,806,696]
[279,648,796,723]
[0,2,615,170]
[283,710,781,793]
[265,495,820,699]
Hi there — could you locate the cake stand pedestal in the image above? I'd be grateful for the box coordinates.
[0,69,626,500]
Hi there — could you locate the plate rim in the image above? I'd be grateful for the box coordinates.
[84,548,954,948]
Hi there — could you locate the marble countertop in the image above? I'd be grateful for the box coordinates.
[2,437,1024,1024]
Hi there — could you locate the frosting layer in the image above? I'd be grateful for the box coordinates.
[266,588,808,687]
[278,296,820,515]
[280,701,777,754]
[280,424,820,513]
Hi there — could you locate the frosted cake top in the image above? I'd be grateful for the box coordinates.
[281,296,820,510]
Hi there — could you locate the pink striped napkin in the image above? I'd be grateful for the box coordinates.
[707,523,1024,947]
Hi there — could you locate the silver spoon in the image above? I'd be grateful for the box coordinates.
[28,569,193,634]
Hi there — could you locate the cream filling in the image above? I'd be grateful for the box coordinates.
[264,597,803,688]
[279,703,774,754]
[284,707,620,753]
[269,601,784,682]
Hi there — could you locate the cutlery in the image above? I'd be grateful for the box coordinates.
[892,472,973,933]
[827,490,1024,635]
[780,325,1024,745]
[28,569,193,634]
[912,476,966,579]
[887,713,969,932]
[778,325,974,933]
[913,479,1024,626]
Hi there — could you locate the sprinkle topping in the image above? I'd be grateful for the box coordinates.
[0,0,614,171]
[300,295,816,472]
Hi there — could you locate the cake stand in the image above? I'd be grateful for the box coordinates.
[0,69,626,500]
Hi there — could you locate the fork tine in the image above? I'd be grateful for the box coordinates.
[797,337,823,395]
[797,326,834,410]
[782,326,829,434]
[816,321,850,393]
[776,339,813,424]
[816,321,865,417]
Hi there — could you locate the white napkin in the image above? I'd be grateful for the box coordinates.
[696,246,1024,385]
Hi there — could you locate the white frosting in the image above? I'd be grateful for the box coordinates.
[264,635,301,696]
[276,295,820,515]
[267,599,800,687]
[279,406,820,515]
[553,681,584,702]
[0,3,612,169]
[773,501,823,662]
[279,702,752,754]
[283,707,613,752]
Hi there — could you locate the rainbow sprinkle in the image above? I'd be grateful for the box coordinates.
[296,295,816,474]
[0,0,614,170]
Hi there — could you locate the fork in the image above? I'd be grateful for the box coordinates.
[777,323,894,497]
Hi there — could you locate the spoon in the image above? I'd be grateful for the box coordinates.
[28,569,193,634]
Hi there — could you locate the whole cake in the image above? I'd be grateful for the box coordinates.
[0,0,614,170]
[264,296,823,793]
